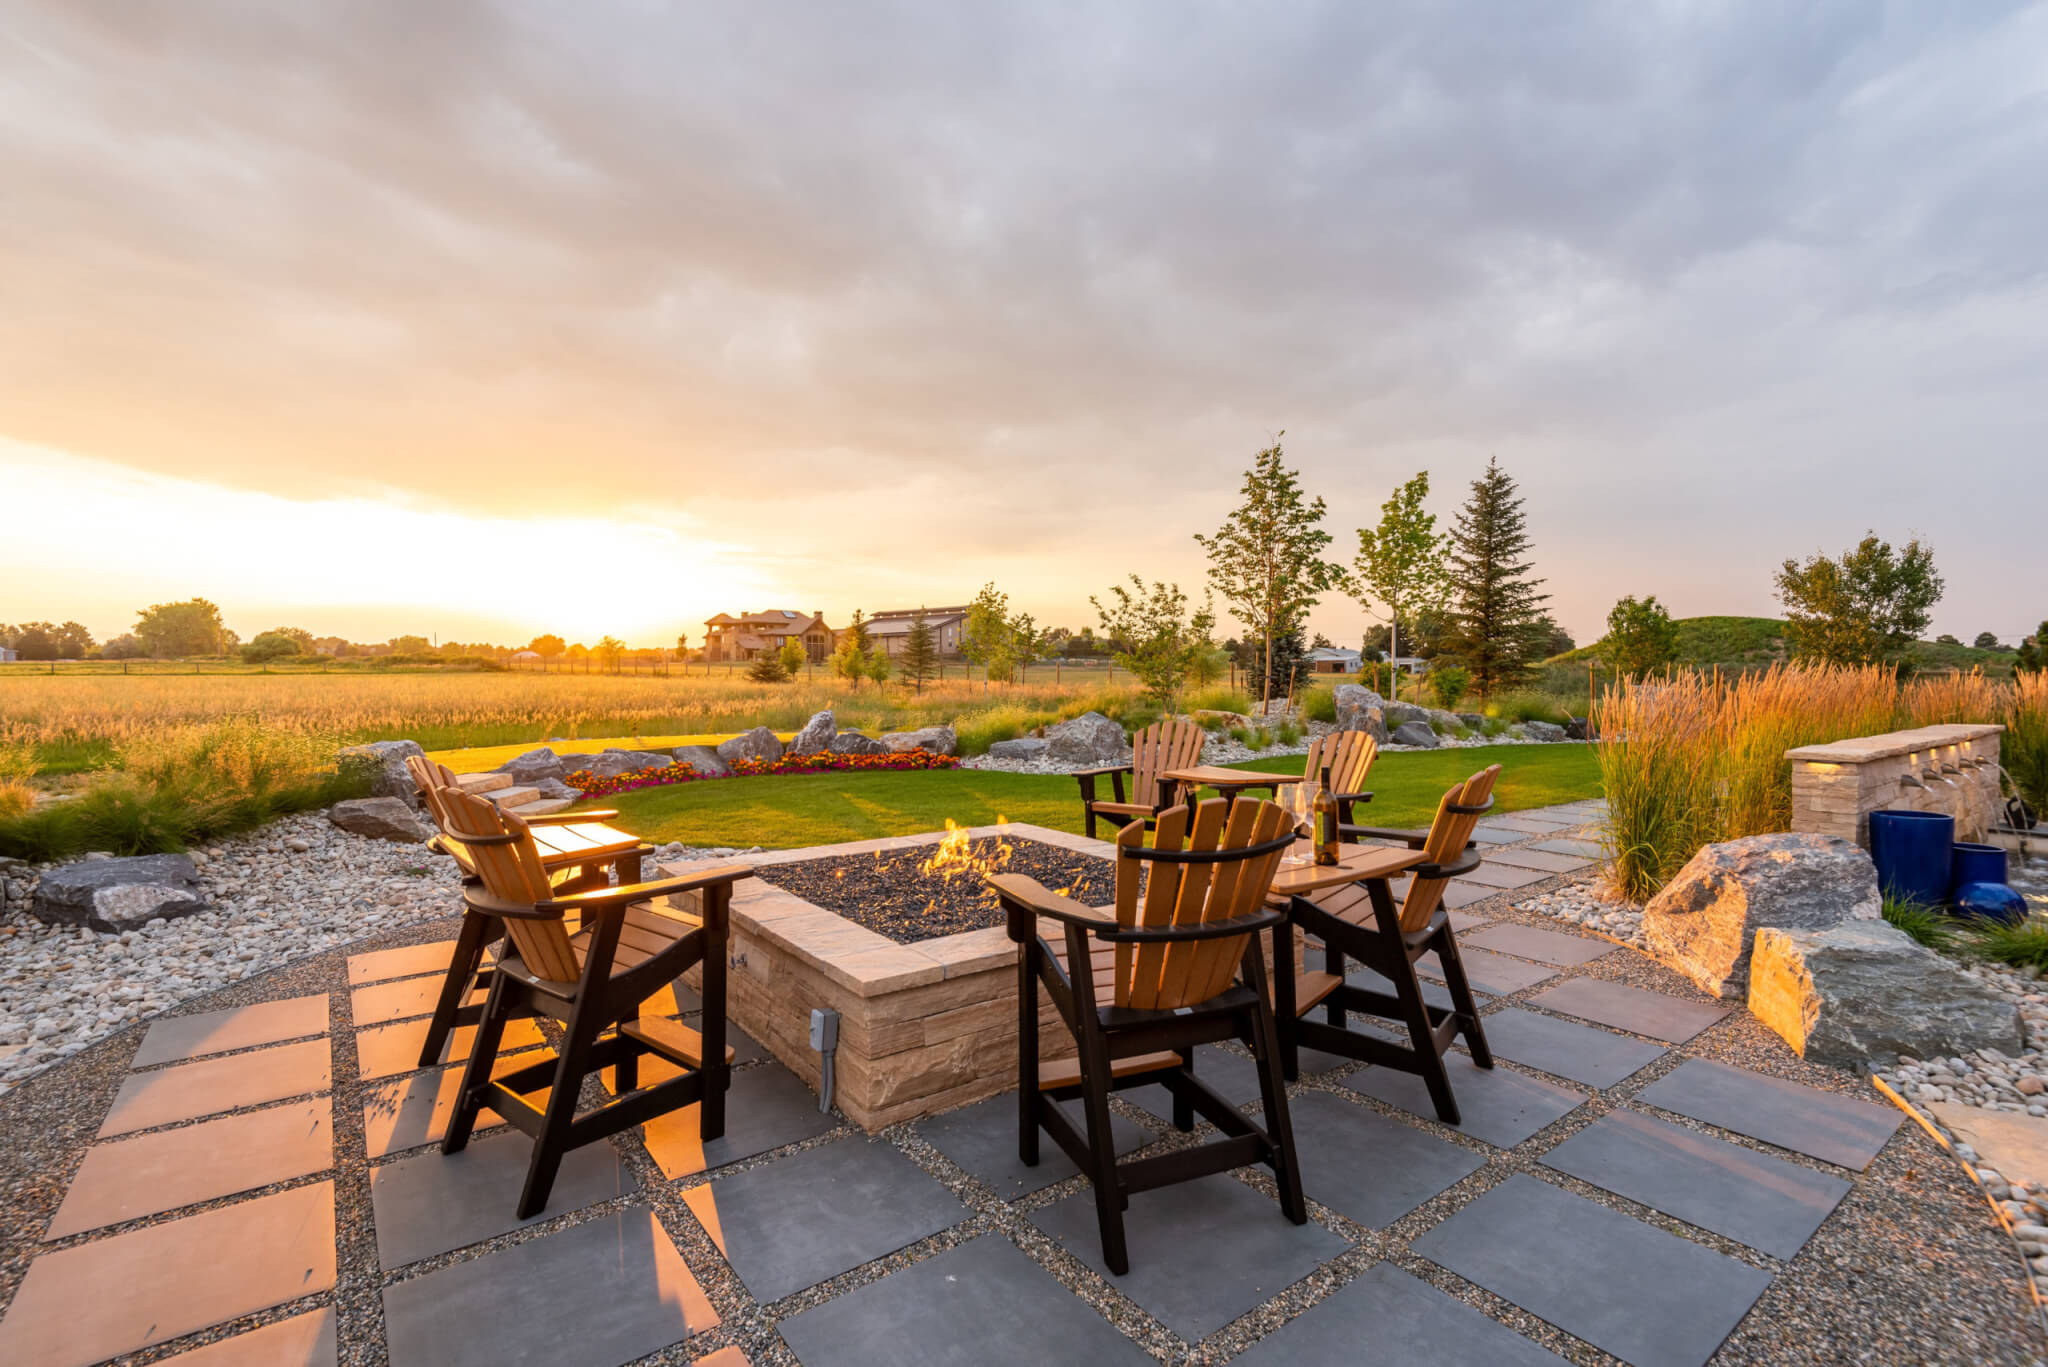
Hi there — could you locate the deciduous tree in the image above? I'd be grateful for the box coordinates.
[528,634,566,662]
[134,598,229,658]
[1440,458,1549,700]
[1603,595,1681,680]
[776,637,807,678]
[1350,470,1448,681]
[1091,576,1216,710]
[1775,533,1943,668]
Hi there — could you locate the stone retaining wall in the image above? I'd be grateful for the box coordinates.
[1788,723,2004,847]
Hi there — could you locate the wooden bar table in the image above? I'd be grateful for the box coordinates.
[1162,764,1303,815]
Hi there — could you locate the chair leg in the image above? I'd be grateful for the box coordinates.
[1243,952,1306,1225]
[1017,946,1040,1168]
[518,1000,602,1221]
[441,969,513,1156]
[419,909,494,1068]
[1433,931,1493,1068]
[1171,1046,1196,1133]
[1076,1028,1129,1276]
[614,1000,639,1096]
[1388,957,1462,1126]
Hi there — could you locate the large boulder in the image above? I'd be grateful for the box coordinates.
[717,727,784,766]
[1643,833,1881,999]
[499,747,567,785]
[1045,712,1128,766]
[1389,721,1440,749]
[328,797,430,844]
[529,777,579,801]
[1332,686,1389,742]
[1383,703,1429,729]
[587,750,675,778]
[1524,720,1567,743]
[828,732,887,756]
[1564,717,1590,741]
[987,737,1050,761]
[788,710,837,756]
[881,725,958,757]
[337,739,426,806]
[671,745,732,776]
[1749,920,2023,1069]
[32,854,208,933]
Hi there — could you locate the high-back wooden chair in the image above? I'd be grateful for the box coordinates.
[990,797,1304,1275]
[1073,717,1207,839]
[1277,730,1378,833]
[433,789,754,1218]
[1275,766,1500,1124]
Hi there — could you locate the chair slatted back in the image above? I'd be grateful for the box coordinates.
[440,789,582,982]
[1112,797,1292,1011]
[1398,765,1501,932]
[405,755,462,831]
[1128,719,1206,809]
[1280,730,1378,825]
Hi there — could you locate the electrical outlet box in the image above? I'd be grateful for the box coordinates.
[809,1007,839,1052]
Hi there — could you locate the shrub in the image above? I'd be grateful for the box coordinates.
[1972,919,2048,973]
[1296,685,1338,724]
[1487,691,1573,725]
[1429,665,1470,710]
[745,654,789,684]
[1274,720,1303,746]
[953,704,1054,757]
[1228,725,1252,747]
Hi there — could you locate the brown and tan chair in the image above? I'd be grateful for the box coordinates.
[404,754,640,1069]
[990,796,1304,1275]
[1276,730,1379,835]
[1274,765,1500,1123]
[434,788,753,1218]
[1074,717,1207,840]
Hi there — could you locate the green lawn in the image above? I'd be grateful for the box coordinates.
[595,743,1600,850]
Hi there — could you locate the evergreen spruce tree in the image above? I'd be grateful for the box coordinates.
[1441,458,1548,699]
[900,607,939,694]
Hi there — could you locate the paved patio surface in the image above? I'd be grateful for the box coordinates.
[0,799,2041,1366]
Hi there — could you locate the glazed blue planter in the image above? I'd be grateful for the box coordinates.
[1868,810,1954,908]
[1951,842,2009,900]
[1953,881,2028,925]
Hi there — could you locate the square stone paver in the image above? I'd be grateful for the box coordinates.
[1482,847,1595,874]
[158,1309,335,1366]
[1542,1109,1852,1259]
[1447,908,1494,933]
[1230,1261,1567,1366]
[916,1093,1152,1198]
[51,1099,333,1238]
[1468,827,1527,845]
[347,940,461,985]
[1478,1009,1666,1088]
[684,1136,966,1303]
[101,1039,332,1138]
[1452,862,1549,889]
[360,1050,553,1159]
[131,995,329,1067]
[355,1016,545,1081]
[1416,947,1556,996]
[1030,1172,1350,1341]
[1637,1060,1902,1171]
[1289,1091,1483,1228]
[0,1182,336,1367]
[1461,922,1615,967]
[1347,965,1491,1015]
[643,1064,840,1179]
[1531,838,1604,858]
[350,975,483,1028]
[1345,1057,1584,1148]
[1480,817,1566,836]
[382,1209,716,1367]
[1529,978,1731,1044]
[1414,1174,1770,1367]
[777,1235,1152,1366]
[371,1127,635,1268]
[1124,1044,1269,1124]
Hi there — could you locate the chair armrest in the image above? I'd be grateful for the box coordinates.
[523,808,620,826]
[987,873,1116,937]
[1069,764,1133,779]
[1411,849,1483,880]
[1328,790,1373,805]
[1337,823,1429,848]
[538,863,754,912]
[1097,905,1286,943]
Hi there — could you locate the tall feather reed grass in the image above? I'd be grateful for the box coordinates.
[1598,663,2039,902]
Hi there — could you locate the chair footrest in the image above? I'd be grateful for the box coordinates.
[1292,971,1344,1015]
[1039,1050,1181,1092]
[619,1017,735,1069]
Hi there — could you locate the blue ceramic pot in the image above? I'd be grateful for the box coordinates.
[1868,810,1954,908]
[1951,842,2009,900]
[1952,882,2029,925]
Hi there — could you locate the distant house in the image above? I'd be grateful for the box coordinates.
[0,646,16,663]
[703,610,837,663]
[865,607,969,659]
[511,650,541,663]
[1307,647,1363,675]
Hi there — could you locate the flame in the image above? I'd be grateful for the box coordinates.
[918,816,1016,884]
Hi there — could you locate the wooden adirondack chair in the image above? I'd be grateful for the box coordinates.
[433,788,753,1218]
[1276,766,1500,1122]
[990,796,1305,1275]
[1074,717,1207,839]
[1276,730,1378,834]
[404,755,639,1068]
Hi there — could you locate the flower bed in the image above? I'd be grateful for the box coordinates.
[566,748,957,797]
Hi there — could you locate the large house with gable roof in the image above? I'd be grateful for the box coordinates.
[701,610,838,663]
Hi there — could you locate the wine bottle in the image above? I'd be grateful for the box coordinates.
[1313,764,1339,866]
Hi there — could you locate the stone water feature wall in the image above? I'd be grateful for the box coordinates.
[1787,723,2005,847]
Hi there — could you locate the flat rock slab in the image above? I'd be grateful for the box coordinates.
[777,1235,1153,1367]
[346,941,460,986]
[1478,1009,1667,1089]
[1230,1261,1568,1367]
[1528,978,1730,1044]
[327,796,429,843]
[1415,1174,1770,1367]
[101,1038,332,1137]
[1345,1056,1585,1149]
[51,1099,333,1238]
[642,1064,838,1179]
[1348,966,1491,1014]
[1637,1059,1902,1171]
[917,1094,1152,1199]
[0,1181,336,1367]
[31,853,207,932]
[132,994,329,1066]
[1482,848,1596,874]
[370,1127,634,1269]
[1461,922,1616,967]
[1416,947,1557,996]
[157,1309,335,1366]
[350,975,482,1028]
[1931,1104,2048,1193]
[1125,1044,1268,1124]
[1289,1091,1484,1228]
[686,1136,965,1303]
[360,1051,553,1158]
[1452,862,1550,889]
[1532,838,1604,857]
[1468,827,1528,845]
[1030,1172,1351,1341]
[354,1016,544,1081]
[382,1210,716,1367]
[1542,1109,1851,1259]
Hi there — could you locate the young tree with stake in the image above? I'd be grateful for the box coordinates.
[1351,471,1448,697]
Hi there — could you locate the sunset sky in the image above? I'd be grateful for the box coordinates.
[4,3,2044,650]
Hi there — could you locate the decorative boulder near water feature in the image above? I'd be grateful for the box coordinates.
[788,709,837,756]
[1642,832,1881,999]
[32,854,208,933]
[717,726,785,766]
[327,797,431,844]
[880,725,958,756]
[1748,919,2023,1069]
[337,739,427,806]
[1044,712,1128,766]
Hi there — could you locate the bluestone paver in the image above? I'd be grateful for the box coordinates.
[1530,978,1730,1043]
[642,1064,839,1180]
[1478,1009,1666,1088]
[1637,1060,1902,1171]
[916,1093,1152,1198]
[157,1309,336,1366]
[1345,1057,1584,1148]
[1231,1261,1568,1366]
[370,1127,635,1268]
[131,995,329,1067]
[1289,1091,1484,1228]
[1462,922,1616,967]
[100,1038,332,1137]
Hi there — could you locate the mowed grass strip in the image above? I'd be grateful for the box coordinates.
[596,743,1600,850]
